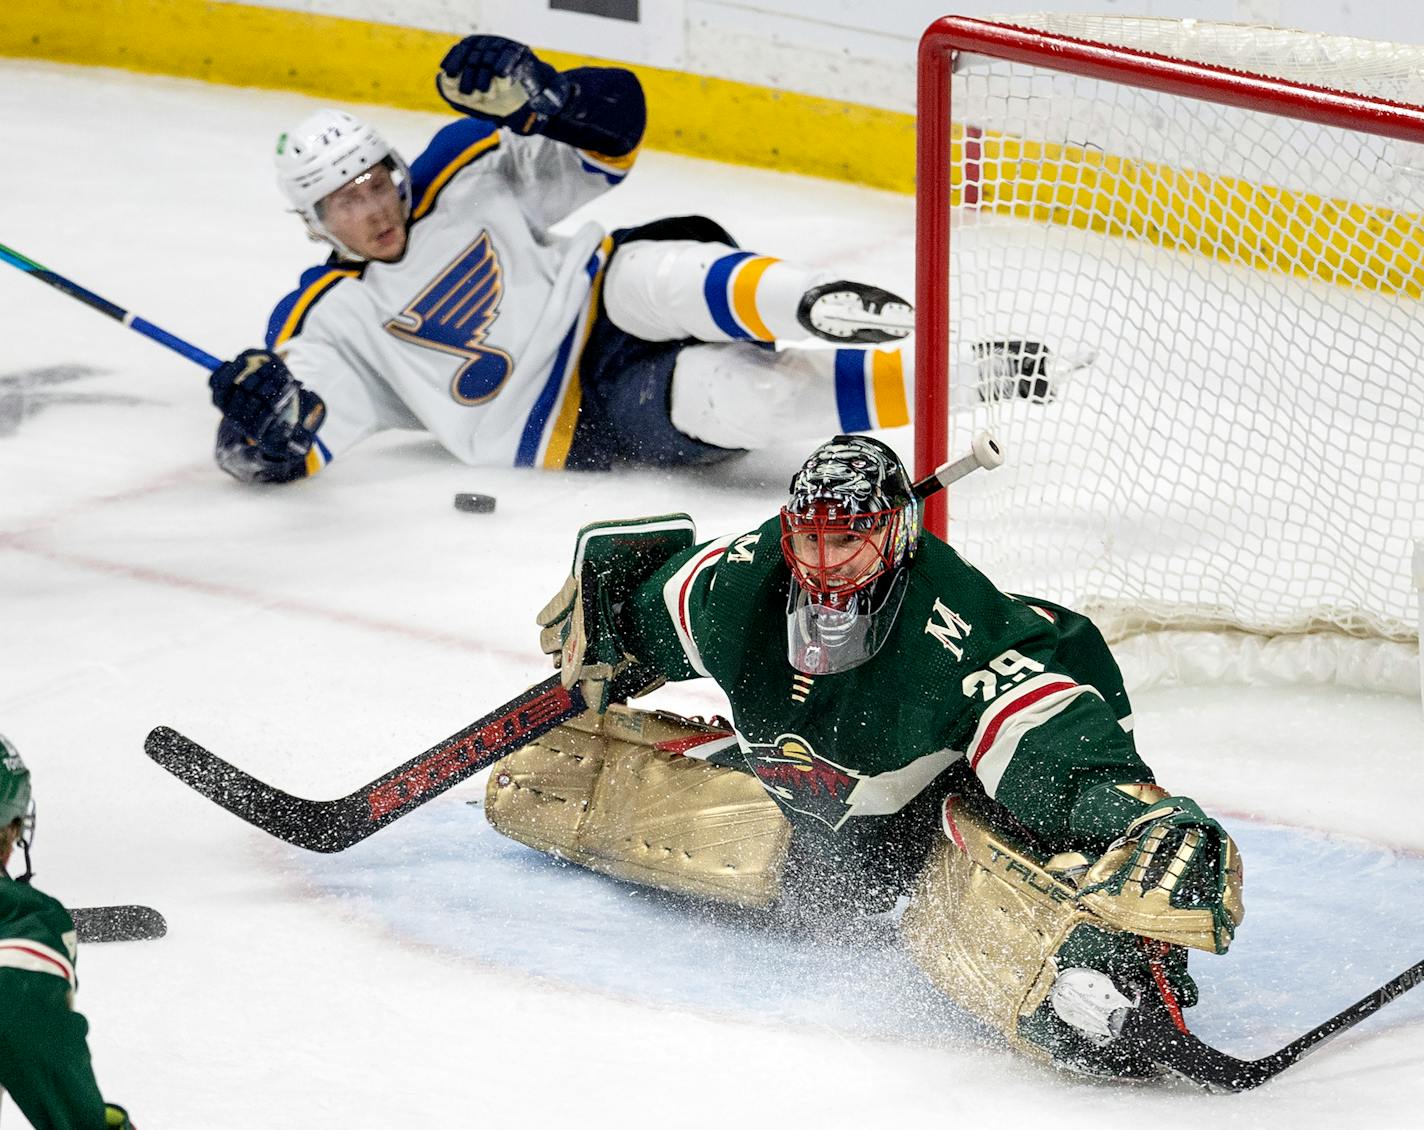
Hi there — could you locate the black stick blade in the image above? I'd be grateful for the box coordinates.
[145,725,366,852]
[1127,954,1424,1092]
[1126,1007,1276,1091]
[70,905,167,944]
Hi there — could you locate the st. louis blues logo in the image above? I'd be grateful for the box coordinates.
[745,733,866,830]
[385,231,513,404]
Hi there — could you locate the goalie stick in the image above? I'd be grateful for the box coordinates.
[1122,954,1424,1091]
[143,435,1005,853]
[145,669,644,852]
[69,905,167,944]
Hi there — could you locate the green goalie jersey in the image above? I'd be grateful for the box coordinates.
[0,874,110,1130]
[620,516,1157,890]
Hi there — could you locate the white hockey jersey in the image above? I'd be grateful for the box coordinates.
[265,117,637,471]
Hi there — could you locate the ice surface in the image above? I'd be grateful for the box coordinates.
[2,59,1422,1129]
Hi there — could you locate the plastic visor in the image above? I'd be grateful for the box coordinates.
[785,569,909,675]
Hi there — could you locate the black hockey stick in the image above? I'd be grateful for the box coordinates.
[145,437,1005,853]
[70,904,167,944]
[145,669,650,853]
[1124,955,1424,1091]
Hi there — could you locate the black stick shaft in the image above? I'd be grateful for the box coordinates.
[145,669,655,852]
[1128,954,1424,1090]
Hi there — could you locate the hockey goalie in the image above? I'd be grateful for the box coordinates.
[485,435,1244,1078]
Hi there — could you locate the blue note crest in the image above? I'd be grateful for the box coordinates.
[385,232,513,404]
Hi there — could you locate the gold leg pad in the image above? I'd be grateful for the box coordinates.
[485,705,790,908]
[900,801,1097,1044]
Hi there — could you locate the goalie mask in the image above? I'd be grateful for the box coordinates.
[275,108,413,261]
[780,436,921,675]
[0,734,36,883]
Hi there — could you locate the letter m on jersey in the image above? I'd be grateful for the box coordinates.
[385,231,513,404]
[925,597,973,660]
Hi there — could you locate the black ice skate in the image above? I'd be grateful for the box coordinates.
[796,281,914,344]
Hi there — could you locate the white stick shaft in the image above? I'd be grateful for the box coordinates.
[914,431,1004,498]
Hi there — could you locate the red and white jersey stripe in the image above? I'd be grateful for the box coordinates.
[0,937,77,987]
[654,732,740,761]
[967,673,1102,798]
[660,533,737,676]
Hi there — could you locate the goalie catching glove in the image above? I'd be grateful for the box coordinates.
[1074,794,1244,954]
[537,515,697,713]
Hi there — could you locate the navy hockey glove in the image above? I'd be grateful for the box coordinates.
[437,36,571,131]
[209,348,325,461]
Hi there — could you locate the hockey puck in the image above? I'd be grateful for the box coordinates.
[453,492,497,514]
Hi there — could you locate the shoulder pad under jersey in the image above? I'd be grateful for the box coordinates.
[266,262,364,349]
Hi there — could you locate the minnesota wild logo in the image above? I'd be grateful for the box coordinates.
[744,733,866,830]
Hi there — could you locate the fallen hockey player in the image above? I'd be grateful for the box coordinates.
[205,34,923,483]
[487,434,1244,1077]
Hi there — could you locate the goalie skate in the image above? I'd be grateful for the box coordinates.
[796,281,914,344]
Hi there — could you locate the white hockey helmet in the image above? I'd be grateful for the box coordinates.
[274,108,413,259]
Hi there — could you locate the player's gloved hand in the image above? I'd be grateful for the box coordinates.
[1076,795,1244,954]
[437,36,571,127]
[209,348,325,460]
[104,1103,136,1129]
[537,564,632,715]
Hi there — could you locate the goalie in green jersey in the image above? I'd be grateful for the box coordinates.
[0,738,134,1130]
[490,435,1244,1078]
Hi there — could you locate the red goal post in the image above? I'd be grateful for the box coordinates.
[913,15,1424,689]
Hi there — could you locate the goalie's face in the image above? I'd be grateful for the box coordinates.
[781,503,897,607]
[317,162,408,262]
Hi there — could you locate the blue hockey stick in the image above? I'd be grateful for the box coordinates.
[0,241,221,371]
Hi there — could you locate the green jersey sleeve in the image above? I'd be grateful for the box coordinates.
[621,523,775,684]
[0,878,109,1130]
[942,590,1155,853]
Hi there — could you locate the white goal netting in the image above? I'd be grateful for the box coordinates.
[929,15,1424,690]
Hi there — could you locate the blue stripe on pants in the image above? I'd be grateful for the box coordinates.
[703,250,757,340]
[834,349,871,431]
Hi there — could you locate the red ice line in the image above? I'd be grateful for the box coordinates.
[0,462,526,662]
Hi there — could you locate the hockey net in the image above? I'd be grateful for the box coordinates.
[915,14,1424,692]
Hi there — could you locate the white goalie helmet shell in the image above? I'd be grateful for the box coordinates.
[274,108,412,257]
